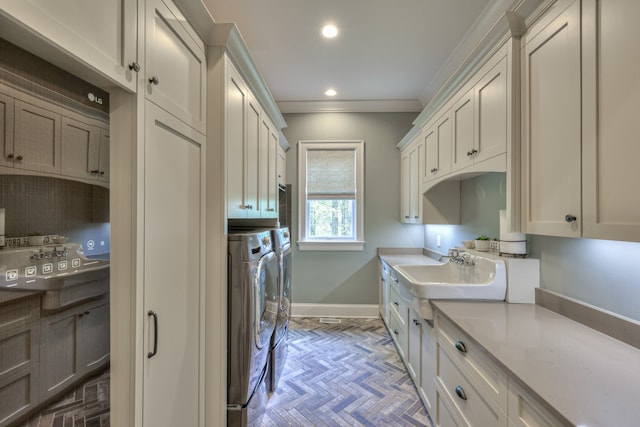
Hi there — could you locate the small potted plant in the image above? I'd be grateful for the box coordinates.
[474,234,490,252]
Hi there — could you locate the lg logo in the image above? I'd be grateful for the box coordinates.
[87,92,104,105]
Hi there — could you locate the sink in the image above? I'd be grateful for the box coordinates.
[394,253,506,301]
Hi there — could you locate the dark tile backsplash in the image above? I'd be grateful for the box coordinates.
[0,175,110,255]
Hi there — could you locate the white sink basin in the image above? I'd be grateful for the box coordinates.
[394,254,506,301]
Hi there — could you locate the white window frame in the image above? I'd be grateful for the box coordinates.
[297,140,365,251]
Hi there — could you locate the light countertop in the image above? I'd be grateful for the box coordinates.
[433,300,640,427]
[379,253,442,267]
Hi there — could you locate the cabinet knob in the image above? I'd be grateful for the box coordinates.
[471,149,478,155]
[455,341,467,353]
[16,155,23,161]
[414,216,419,219]
[149,76,160,85]
[565,214,577,223]
[430,168,438,173]
[393,329,399,335]
[90,170,100,175]
[455,385,467,400]
[393,300,399,306]
[404,216,410,219]
[466,150,473,156]
[6,153,13,159]
[129,62,141,72]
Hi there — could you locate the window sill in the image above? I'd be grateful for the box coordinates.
[297,240,365,252]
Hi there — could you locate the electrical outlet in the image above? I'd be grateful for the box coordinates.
[436,234,441,247]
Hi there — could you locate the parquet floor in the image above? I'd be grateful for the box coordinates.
[16,317,432,427]
[263,317,433,427]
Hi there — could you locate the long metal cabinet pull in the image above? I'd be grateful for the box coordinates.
[148,310,158,358]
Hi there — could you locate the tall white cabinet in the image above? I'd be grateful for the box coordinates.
[143,101,204,427]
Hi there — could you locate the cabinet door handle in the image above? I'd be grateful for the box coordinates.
[129,62,141,72]
[455,341,467,353]
[455,385,467,400]
[148,310,158,358]
[149,76,160,85]
[565,214,577,223]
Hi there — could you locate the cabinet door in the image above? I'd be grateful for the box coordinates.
[98,127,110,183]
[60,116,102,180]
[424,127,438,182]
[426,112,452,182]
[143,101,202,427]
[451,90,475,172]
[407,312,421,382]
[39,307,79,401]
[146,0,206,132]
[78,298,110,372]
[401,149,412,222]
[0,0,137,91]
[277,147,286,187]
[475,56,508,163]
[246,96,260,215]
[582,0,640,241]
[0,92,15,168]
[522,0,581,237]
[258,114,271,217]
[13,99,61,174]
[266,127,279,217]
[226,64,249,218]
[420,320,437,414]
[409,144,422,222]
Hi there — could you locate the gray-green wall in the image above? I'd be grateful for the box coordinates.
[282,112,423,305]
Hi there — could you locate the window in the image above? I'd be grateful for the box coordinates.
[298,141,365,251]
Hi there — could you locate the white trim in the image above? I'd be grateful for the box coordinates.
[291,303,379,318]
[277,99,423,114]
[297,241,365,252]
[298,140,365,250]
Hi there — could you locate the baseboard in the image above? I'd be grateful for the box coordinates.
[291,303,379,319]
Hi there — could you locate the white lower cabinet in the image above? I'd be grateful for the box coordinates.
[507,380,565,427]
[407,309,422,380]
[420,318,437,414]
[433,310,565,427]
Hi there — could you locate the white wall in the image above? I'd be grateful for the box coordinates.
[283,112,423,305]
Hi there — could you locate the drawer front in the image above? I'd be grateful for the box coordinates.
[437,345,508,427]
[0,322,40,378]
[437,390,465,427]
[437,313,508,410]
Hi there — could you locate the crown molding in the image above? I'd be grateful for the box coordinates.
[277,99,423,114]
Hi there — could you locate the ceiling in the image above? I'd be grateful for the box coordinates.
[202,0,517,113]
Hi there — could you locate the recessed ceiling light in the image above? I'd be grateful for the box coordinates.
[325,88,337,97]
[322,24,338,38]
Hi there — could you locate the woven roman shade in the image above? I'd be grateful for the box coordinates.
[306,149,356,199]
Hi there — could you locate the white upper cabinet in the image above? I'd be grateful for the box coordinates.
[581,0,640,242]
[521,0,582,238]
[145,0,206,133]
[423,112,452,183]
[451,89,475,172]
[521,0,640,242]
[474,55,508,164]
[0,0,137,92]
[277,146,287,188]
[13,99,61,174]
[400,137,423,223]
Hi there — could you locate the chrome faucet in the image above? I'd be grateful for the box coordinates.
[439,249,475,266]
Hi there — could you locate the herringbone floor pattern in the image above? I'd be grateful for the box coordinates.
[17,318,432,427]
[263,317,433,427]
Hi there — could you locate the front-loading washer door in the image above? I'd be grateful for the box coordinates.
[254,251,278,349]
